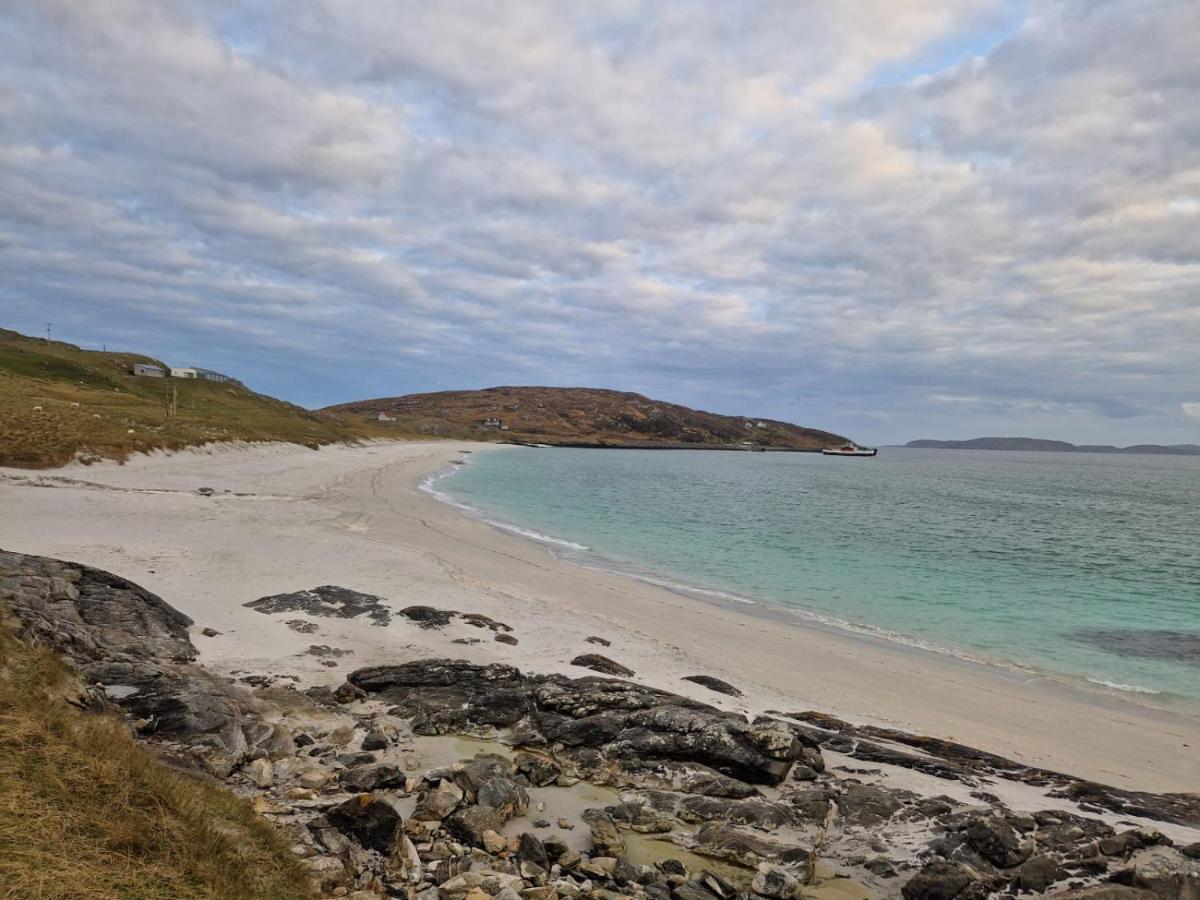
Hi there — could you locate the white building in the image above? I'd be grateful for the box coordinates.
[133,363,165,377]
[170,367,234,383]
[377,412,395,422]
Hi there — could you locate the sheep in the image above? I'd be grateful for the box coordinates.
[32,405,43,412]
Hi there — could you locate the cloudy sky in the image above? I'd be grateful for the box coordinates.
[2,1,1198,444]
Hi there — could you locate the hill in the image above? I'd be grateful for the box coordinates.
[325,386,850,450]
[0,327,390,467]
[906,437,1200,455]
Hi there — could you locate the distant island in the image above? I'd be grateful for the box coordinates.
[326,386,851,450]
[905,437,1200,456]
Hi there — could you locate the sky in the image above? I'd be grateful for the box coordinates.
[1,0,1198,445]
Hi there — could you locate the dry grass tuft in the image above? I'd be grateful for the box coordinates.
[0,620,315,899]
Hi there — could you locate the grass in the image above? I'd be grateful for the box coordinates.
[0,617,316,899]
[0,327,399,468]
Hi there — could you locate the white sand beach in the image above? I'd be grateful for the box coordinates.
[1,439,1197,795]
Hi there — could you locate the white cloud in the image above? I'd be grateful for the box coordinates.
[0,0,1197,443]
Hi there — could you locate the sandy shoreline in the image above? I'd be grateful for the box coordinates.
[1,439,1197,796]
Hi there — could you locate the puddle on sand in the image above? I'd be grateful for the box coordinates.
[621,830,750,886]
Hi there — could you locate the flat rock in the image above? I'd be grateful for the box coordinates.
[570,653,635,677]
[245,585,392,626]
[681,675,743,698]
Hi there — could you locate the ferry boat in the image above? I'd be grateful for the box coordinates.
[822,443,878,457]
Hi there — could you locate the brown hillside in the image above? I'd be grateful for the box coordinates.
[324,386,850,450]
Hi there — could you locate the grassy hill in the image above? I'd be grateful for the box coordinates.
[325,386,850,450]
[0,328,391,467]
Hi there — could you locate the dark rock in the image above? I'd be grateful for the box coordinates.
[570,654,635,677]
[333,681,366,703]
[245,585,392,626]
[586,636,612,647]
[660,858,688,878]
[690,823,803,868]
[446,805,506,847]
[461,612,513,632]
[304,644,353,658]
[839,783,906,826]
[1183,843,1200,860]
[286,619,319,633]
[671,881,722,900]
[455,754,517,798]
[681,675,742,698]
[678,796,793,829]
[517,832,551,874]
[1018,855,1065,892]
[411,779,463,821]
[339,764,406,793]
[514,751,560,787]
[751,863,803,898]
[350,659,799,785]
[326,794,402,852]
[582,808,625,857]
[200,627,220,637]
[607,801,675,834]
[867,857,899,878]
[361,729,389,751]
[399,605,457,629]
[902,860,982,900]
[495,633,519,645]
[963,815,1031,868]
[476,776,529,820]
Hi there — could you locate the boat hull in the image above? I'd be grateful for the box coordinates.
[822,448,878,457]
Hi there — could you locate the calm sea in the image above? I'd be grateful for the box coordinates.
[429,447,1200,703]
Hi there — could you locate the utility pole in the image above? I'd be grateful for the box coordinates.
[46,323,52,340]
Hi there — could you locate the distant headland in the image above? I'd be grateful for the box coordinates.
[905,437,1200,456]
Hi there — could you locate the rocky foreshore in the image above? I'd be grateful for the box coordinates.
[2,548,1198,900]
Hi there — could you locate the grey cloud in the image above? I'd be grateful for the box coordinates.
[0,0,1197,444]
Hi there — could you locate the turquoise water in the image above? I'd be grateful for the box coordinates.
[431,447,1200,702]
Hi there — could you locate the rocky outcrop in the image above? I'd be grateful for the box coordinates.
[347,659,804,786]
[0,549,269,776]
[245,585,393,626]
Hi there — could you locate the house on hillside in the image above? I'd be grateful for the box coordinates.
[377,412,395,422]
[170,367,234,383]
[482,417,503,429]
[132,363,165,377]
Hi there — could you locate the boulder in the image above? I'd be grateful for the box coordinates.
[582,808,625,857]
[413,779,465,821]
[476,776,530,820]
[1018,855,1065,892]
[340,764,406,793]
[326,795,402,853]
[751,863,802,899]
[570,654,635,677]
[838,783,905,827]
[446,806,507,847]
[963,815,1031,868]
[681,675,743,698]
[902,860,983,900]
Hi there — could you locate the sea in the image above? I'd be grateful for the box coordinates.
[426,446,1200,704]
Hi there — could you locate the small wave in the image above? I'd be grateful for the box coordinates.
[1086,677,1163,695]
[420,462,590,552]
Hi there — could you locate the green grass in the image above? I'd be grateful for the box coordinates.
[0,618,316,899]
[0,327,402,467]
